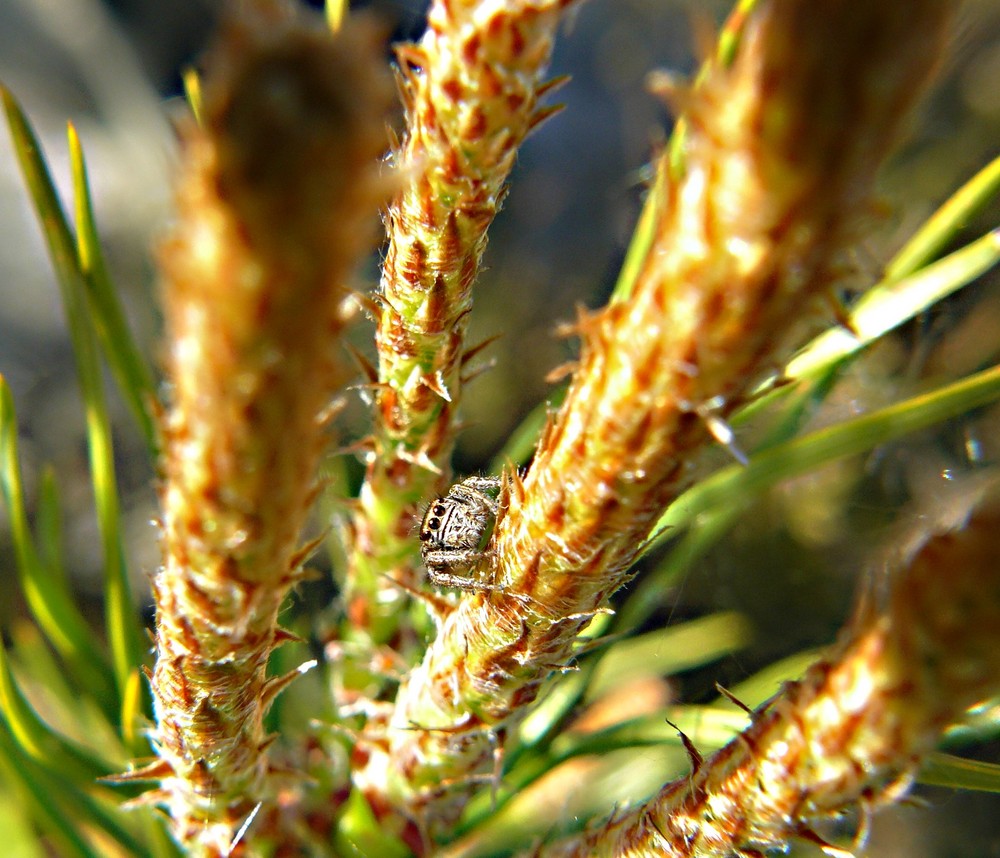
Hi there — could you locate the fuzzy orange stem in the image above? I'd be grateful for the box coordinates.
[148,6,392,851]
[345,0,577,643]
[546,481,1000,856]
[365,0,953,830]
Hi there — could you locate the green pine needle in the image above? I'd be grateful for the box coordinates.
[1,86,147,712]
[0,377,114,704]
[68,123,158,458]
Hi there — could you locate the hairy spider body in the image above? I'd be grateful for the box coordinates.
[419,476,500,591]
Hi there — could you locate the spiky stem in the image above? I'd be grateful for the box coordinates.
[148,6,392,852]
[345,0,576,647]
[363,0,953,829]
[544,480,1000,857]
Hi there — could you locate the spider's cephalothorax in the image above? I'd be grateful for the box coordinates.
[419,476,501,591]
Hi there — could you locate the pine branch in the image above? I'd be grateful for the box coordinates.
[363,0,954,831]
[544,477,1000,857]
[147,5,393,851]
[345,0,578,646]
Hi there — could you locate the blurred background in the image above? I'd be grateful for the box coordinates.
[1,0,999,854]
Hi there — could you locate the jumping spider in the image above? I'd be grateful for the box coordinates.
[419,476,500,591]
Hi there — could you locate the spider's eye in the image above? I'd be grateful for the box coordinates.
[420,530,433,541]
[433,504,446,516]
[427,518,440,530]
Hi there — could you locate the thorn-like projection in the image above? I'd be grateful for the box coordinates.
[272,627,304,647]
[715,682,754,715]
[461,357,497,386]
[536,73,571,98]
[397,445,444,475]
[330,434,378,459]
[571,630,627,660]
[345,342,379,384]
[354,290,384,317]
[288,532,328,573]
[316,396,348,429]
[100,757,174,784]
[121,788,172,811]
[528,102,565,134]
[421,370,453,401]
[823,288,861,337]
[393,42,427,74]
[852,799,874,854]
[461,333,503,366]
[554,301,599,340]
[545,361,578,384]
[257,734,279,754]
[260,661,318,709]
[646,69,692,116]
[666,719,703,773]
[795,825,856,858]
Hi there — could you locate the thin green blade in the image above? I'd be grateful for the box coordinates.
[68,123,158,458]
[1,87,147,709]
[0,636,111,783]
[886,153,1000,281]
[0,720,100,858]
[654,362,1000,540]
[0,376,114,702]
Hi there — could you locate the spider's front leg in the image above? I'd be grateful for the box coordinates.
[425,548,492,592]
[422,547,484,572]
[426,570,497,593]
[458,476,501,514]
